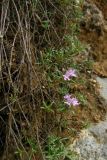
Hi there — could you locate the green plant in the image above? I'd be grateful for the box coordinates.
[83,60,94,70]
[59,85,69,95]
[15,148,23,159]
[15,139,38,160]
[9,85,19,103]
[27,138,38,160]
[65,35,85,55]
[42,20,50,29]
[44,135,78,160]
[82,120,91,129]
[27,138,38,154]
[9,94,17,103]
[41,101,54,113]
[76,93,87,106]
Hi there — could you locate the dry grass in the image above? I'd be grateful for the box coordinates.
[0,0,78,159]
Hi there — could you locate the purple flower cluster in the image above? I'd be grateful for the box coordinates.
[63,68,77,81]
[64,94,79,107]
[63,68,80,107]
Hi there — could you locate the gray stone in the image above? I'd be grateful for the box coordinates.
[71,124,107,160]
[96,77,107,104]
[70,77,107,160]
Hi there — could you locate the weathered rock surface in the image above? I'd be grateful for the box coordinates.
[71,119,107,160]
[82,0,106,33]
[96,77,107,103]
[70,77,107,160]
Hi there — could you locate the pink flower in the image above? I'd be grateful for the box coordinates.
[70,98,80,106]
[63,68,77,81]
[64,94,79,107]
[64,94,71,100]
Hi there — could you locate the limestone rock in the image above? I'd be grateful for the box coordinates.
[81,1,105,34]
[70,120,107,160]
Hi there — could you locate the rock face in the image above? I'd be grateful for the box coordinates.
[82,0,105,33]
[71,120,107,160]
[96,77,107,103]
[70,76,107,159]
[70,74,107,160]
